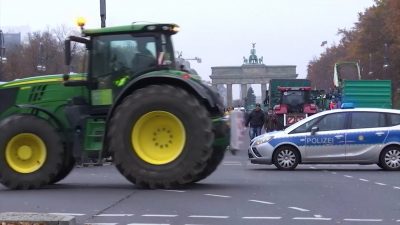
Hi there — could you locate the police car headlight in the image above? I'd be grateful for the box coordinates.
[254,136,274,146]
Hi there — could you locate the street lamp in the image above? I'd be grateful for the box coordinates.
[36,42,46,72]
[0,29,6,64]
[368,53,373,76]
[0,29,7,81]
[383,43,390,69]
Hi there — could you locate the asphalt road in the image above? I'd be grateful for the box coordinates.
[1,136,400,225]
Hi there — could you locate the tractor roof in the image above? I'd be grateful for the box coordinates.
[83,23,180,36]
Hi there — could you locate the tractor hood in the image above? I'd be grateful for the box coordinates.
[0,73,86,89]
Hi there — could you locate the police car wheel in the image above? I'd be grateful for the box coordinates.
[379,147,400,171]
[273,146,299,170]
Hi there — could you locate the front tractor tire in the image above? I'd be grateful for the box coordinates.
[108,85,215,188]
[0,115,64,189]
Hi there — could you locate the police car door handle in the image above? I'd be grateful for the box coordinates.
[335,135,344,138]
[375,132,385,136]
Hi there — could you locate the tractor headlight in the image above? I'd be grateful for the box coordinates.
[254,136,274,146]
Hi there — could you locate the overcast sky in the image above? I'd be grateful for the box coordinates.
[0,0,375,98]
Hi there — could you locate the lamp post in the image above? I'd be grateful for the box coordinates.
[0,29,7,80]
[368,53,373,76]
[36,42,46,73]
[383,43,390,79]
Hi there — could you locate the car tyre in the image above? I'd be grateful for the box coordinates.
[379,146,400,171]
[273,146,299,170]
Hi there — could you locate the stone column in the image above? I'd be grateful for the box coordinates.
[227,83,233,107]
[261,83,267,104]
[241,83,247,102]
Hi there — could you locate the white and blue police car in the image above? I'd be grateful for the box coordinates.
[248,107,400,170]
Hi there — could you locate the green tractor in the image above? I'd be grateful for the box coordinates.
[0,21,229,189]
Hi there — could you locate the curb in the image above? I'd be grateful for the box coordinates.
[0,212,76,225]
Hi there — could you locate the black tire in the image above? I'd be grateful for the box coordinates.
[193,145,226,182]
[0,115,64,189]
[376,162,384,169]
[379,146,400,171]
[273,146,300,170]
[50,152,75,184]
[108,85,214,189]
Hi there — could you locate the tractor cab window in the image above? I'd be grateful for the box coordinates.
[281,91,310,113]
[91,34,158,89]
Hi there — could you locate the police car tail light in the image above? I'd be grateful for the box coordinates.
[254,136,274,146]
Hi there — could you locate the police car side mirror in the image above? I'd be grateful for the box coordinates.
[311,126,319,135]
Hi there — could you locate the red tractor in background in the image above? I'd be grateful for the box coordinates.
[266,86,318,131]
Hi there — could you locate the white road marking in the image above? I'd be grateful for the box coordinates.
[49,213,85,216]
[96,214,134,217]
[142,214,178,217]
[396,219,400,222]
[204,194,231,198]
[344,175,353,178]
[288,207,310,212]
[309,166,316,169]
[223,161,242,166]
[359,178,369,182]
[189,215,229,219]
[85,223,118,225]
[242,216,281,219]
[163,190,186,193]
[127,224,169,225]
[184,224,210,225]
[248,200,275,205]
[344,218,383,222]
[393,186,400,190]
[314,215,323,218]
[375,182,387,186]
[293,217,332,221]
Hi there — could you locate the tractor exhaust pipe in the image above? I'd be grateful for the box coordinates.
[100,0,106,28]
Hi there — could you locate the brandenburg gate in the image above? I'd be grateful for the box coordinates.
[209,43,298,107]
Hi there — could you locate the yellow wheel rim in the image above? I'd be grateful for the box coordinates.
[5,133,47,173]
[132,111,186,165]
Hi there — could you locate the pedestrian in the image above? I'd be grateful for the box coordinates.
[329,100,336,110]
[245,103,265,140]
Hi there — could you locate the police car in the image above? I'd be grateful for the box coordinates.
[248,107,400,170]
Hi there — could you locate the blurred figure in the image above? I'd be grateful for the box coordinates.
[224,106,234,116]
[245,103,265,140]
[329,100,336,110]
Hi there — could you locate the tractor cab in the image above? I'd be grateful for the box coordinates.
[274,87,316,114]
[63,22,190,98]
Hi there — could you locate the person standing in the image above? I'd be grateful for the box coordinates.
[245,103,265,140]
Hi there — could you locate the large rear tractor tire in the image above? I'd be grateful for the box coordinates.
[193,145,225,182]
[108,85,214,188]
[0,115,64,189]
[50,149,75,184]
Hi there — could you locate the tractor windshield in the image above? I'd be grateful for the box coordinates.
[90,33,175,89]
[281,90,309,113]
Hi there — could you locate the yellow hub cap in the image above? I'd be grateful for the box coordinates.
[132,111,186,165]
[5,133,47,173]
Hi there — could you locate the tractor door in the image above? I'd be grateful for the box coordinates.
[90,34,159,104]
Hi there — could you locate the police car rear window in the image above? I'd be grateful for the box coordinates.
[387,113,400,126]
[350,112,385,129]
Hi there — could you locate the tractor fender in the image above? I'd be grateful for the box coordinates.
[107,74,224,123]
[15,104,65,133]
